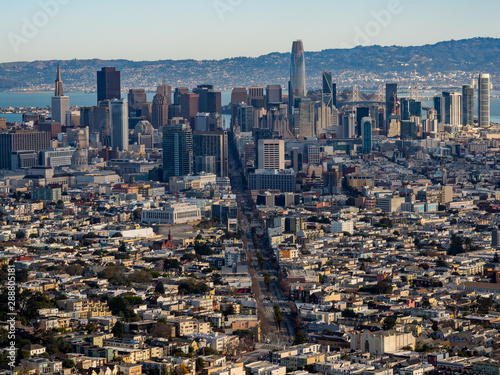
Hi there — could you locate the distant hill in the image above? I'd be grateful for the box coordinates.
[0,38,499,92]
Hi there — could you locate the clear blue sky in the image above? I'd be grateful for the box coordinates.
[1,0,499,63]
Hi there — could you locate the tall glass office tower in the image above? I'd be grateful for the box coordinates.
[290,40,306,106]
[462,84,474,126]
[478,74,490,127]
[322,70,336,109]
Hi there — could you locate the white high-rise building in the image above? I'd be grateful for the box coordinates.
[478,74,490,127]
[110,99,129,151]
[51,96,69,126]
[342,113,356,138]
[257,139,285,170]
[449,92,462,126]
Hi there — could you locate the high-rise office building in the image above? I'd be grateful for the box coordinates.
[157,82,172,105]
[440,92,451,124]
[400,98,422,122]
[260,104,289,138]
[80,106,109,135]
[385,83,398,116]
[51,65,69,126]
[322,71,336,109]
[97,67,121,103]
[51,96,69,126]
[266,85,282,105]
[235,104,254,132]
[342,113,356,139]
[462,84,474,127]
[478,74,490,127]
[195,112,221,131]
[174,87,189,105]
[290,40,307,106]
[231,87,248,104]
[370,104,380,128]
[231,88,248,128]
[0,131,51,170]
[324,168,342,195]
[180,93,199,129]
[248,86,265,108]
[361,117,372,154]
[54,64,64,97]
[163,124,193,181]
[356,107,370,137]
[109,99,129,151]
[438,92,461,125]
[449,92,462,126]
[152,93,169,129]
[128,89,147,117]
[401,120,417,139]
[257,139,285,170]
[316,103,332,135]
[194,84,221,114]
[433,96,442,123]
[194,156,216,175]
[193,130,228,177]
[293,98,315,138]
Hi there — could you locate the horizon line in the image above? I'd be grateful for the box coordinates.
[0,36,496,65]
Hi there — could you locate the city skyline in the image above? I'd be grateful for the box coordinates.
[2,0,500,63]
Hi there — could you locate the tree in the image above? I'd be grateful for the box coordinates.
[448,234,464,255]
[107,297,140,322]
[16,231,25,239]
[294,330,307,345]
[150,321,172,338]
[118,242,127,252]
[432,321,439,332]
[62,359,75,368]
[382,317,396,331]
[264,272,272,291]
[112,321,124,338]
[154,281,165,294]
[211,273,223,285]
[494,252,500,264]
[194,241,214,256]
[436,257,447,268]
[87,322,98,334]
[342,309,357,318]
[273,304,284,329]
[196,358,205,371]
[128,270,152,284]
[111,232,123,238]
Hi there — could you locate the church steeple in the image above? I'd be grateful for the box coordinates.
[55,64,64,96]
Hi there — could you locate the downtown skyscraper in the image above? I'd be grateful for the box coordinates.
[97,67,121,103]
[51,64,69,126]
[109,99,128,151]
[322,70,336,109]
[462,84,474,127]
[289,40,306,108]
[478,74,490,127]
[163,124,193,182]
[385,83,398,117]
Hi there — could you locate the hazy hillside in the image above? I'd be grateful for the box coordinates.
[0,38,498,92]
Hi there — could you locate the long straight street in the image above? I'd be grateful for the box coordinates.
[228,132,295,348]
